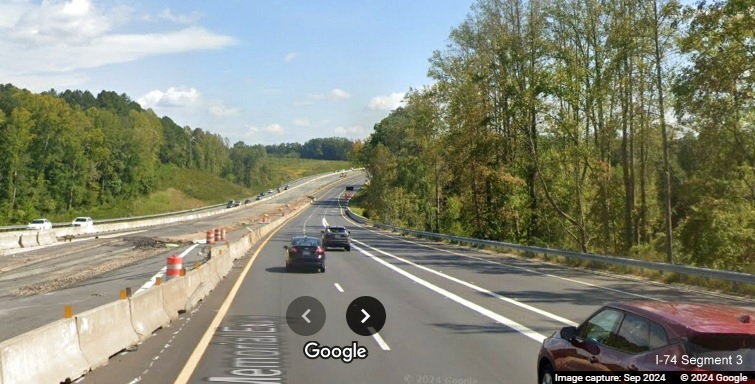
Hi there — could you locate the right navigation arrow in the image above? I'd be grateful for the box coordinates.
[361,309,370,323]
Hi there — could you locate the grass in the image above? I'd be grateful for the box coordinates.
[50,159,350,221]
[346,188,368,217]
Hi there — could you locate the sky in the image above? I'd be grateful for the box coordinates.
[0,0,474,146]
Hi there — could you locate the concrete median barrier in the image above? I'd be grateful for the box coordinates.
[161,277,189,321]
[184,269,204,311]
[0,234,20,250]
[0,318,90,384]
[199,259,221,288]
[129,287,171,342]
[17,233,37,248]
[76,299,139,369]
[36,230,56,246]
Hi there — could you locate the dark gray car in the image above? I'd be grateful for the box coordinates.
[321,226,351,251]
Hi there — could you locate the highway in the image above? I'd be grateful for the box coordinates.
[0,172,350,342]
[78,177,753,384]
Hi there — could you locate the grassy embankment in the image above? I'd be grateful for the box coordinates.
[53,158,350,221]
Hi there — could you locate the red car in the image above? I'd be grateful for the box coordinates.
[537,302,754,383]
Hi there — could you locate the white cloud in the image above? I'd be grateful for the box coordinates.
[209,104,240,117]
[368,92,406,110]
[0,0,235,88]
[264,124,285,135]
[284,52,298,62]
[155,8,200,24]
[293,118,310,127]
[330,88,351,100]
[137,87,200,108]
[334,125,365,135]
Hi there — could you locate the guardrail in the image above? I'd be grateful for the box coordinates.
[0,170,363,233]
[343,207,755,285]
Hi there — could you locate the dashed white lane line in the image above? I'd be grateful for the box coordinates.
[334,283,344,293]
[369,328,391,351]
[352,244,547,343]
[136,244,199,294]
[352,239,578,327]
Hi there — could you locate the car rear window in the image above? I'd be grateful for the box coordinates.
[75,218,87,222]
[686,334,754,371]
[293,238,319,247]
[329,228,346,233]
[31,220,45,224]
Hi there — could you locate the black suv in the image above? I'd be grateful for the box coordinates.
[321,226,351,251]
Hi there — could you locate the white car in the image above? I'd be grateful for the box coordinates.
[27,219,52,230]
[71,217,94,229]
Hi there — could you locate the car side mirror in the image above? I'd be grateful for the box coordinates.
[560,326,577,341]
[283,245,289,250]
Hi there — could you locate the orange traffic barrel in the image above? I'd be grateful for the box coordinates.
[166,255,182,280]
[206,230,215,244]
[221,227,227,241]
[214,228,221,242]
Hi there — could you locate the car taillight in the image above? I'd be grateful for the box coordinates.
[289,247,297,254]
[316,247,324,255]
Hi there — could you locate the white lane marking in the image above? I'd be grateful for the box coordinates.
[353,239,578,327]
[352,244,547,343]
[336,195,662,303]
[302,204,322,235]
[334,283,344,293]
[136,244,199,294]
[368,328,391,351]
[370,231,663,302]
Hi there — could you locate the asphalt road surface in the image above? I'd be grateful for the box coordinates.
[0,171,357,342]
[80,178,754,384]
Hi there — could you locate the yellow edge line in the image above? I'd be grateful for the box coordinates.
[174,203,311,383]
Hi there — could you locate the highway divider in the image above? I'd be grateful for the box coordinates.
[0,173,339,384]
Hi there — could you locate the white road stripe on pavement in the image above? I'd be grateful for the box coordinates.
[352,244,547,343]
[353,239,578,327]
[136,244,199,294]
[334,283,344,293]
[368,327,391,351]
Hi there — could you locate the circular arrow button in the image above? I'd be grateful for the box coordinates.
[286,296,326,336]
[346,296,386,336]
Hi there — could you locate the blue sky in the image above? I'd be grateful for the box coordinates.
[0,0,473,145]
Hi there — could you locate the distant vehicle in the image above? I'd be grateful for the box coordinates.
[268,189,274,194]
[226,200,240,208]
[27,219,52,230]
[321,226,351,251]
[284,185,290,190]
[284,236,326,272]
[259,192,265,197]
[256,195,262,201]
[71,217,93,229]
[346,186,354,191]
[244,199,252,205]
[277,187,281,193]
[537,301,755,383]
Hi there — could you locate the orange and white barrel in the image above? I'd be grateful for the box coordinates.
[221,227,226,241]
[206,230,215,244]
[214,228,221,242]
[166,255,182,280]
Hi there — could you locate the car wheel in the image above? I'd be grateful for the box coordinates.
[345,245,351,251]
[539,362,554,384]
[319,266,326,273]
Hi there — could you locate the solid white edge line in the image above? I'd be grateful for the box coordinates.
[353,239,578,327]
[336,193,665,304]
[135,243,199,294]
[352,244,547,343]
[334,283,344,293]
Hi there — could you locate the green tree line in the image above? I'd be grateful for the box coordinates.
[265,137,353,161]
[355,0,754,272]
[0,85,354,224]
